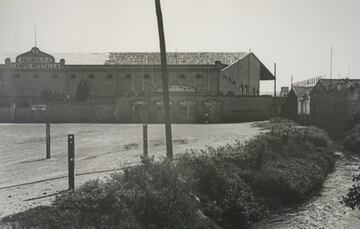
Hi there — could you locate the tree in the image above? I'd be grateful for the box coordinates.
[75,79,91,101]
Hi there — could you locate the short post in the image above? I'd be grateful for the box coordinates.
[68,134,75,190]
[46,122,51,159]
[143,124,148,157]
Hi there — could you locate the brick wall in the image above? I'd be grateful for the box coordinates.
[0,65,221,100]
[0,95,274,123]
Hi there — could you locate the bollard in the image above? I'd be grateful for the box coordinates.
[46,122,51,159]
[143,124,148,157]
[68,134,75,190]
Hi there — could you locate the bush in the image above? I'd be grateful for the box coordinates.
[251,157,330,203]
[343,124,360,154]
[3,158,216,229]
[342,169,360,210]
[176,152,267,229]
[342,124,360,210]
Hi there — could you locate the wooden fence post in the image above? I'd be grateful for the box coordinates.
[46,122,50,159]
[68,134,75,190]
[143,124,148,157]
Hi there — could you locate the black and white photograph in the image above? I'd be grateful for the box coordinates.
[0,0,360,228]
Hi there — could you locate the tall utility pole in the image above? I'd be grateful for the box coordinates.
[330,46,333,80]
[155,0,173,159]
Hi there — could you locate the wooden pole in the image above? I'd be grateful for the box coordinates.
[274,63,277,118]
[143,124,148,157]
[46,122,50,159]
[68,134,75,190]
[155,0,173,159]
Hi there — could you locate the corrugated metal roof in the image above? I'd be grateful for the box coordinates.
[0,52,248,66]
[318,79,360,91]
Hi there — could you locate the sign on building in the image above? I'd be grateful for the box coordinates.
[31,104,47,111]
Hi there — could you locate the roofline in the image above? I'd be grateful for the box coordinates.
[251,53,275,81]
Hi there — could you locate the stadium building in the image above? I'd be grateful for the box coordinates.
[0,47,275,123]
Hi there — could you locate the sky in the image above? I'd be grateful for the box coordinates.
[0,0,359,91]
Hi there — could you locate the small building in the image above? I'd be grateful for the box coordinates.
[283,86,312,123]
[310,78,360,137]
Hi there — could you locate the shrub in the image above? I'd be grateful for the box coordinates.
[176,152,267,229]
[342,169,360,210]
[3,158,216,229]
[343,124,360,154]
[250,158,329,203]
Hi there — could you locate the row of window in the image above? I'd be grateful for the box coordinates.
[0,73,205,80]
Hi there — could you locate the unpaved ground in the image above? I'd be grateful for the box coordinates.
[0,122,264,219]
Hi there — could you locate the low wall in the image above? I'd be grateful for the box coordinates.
[0,95,276,123]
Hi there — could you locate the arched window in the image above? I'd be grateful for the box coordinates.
[178,74,186,79]
[196,74,203,80]
[88,73,95,79]
[106,74,114,79]
[143,74,150,79]
[52,74,58,79]
[70,74,77,79]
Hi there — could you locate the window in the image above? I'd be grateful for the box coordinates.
[143,74,150,79]
[223,75,227,79]
[179,74,186,79]
[107,74,114,79]
[88,73,95,79]
[33,74,38,79]
[70,74,77,79]
[52,74,58,79]
[196,74,203,80]
[13,74,20,79]
[232,80,236,85]
[125,74,132,79]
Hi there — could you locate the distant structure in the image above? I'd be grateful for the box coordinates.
[284,86,313,123]
[292,76,322,88]
[280,87,289,97]
[310,78,360,137]
[0,47,275,123]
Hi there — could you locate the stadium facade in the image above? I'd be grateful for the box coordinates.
[0,47,275,123]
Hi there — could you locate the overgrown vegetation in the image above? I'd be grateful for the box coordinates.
[342,118,360,211]
[342,123,360,154]
[342,169,360,211]
[2,120,335,229]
